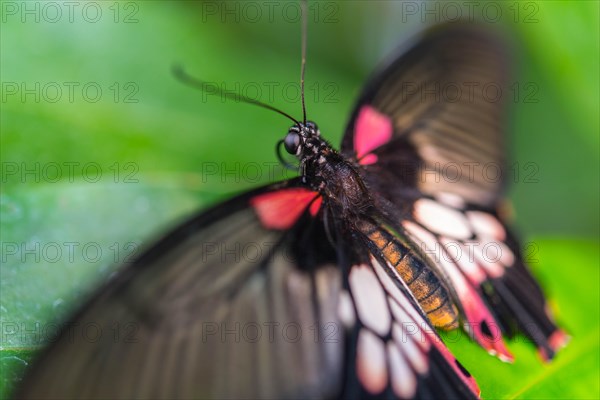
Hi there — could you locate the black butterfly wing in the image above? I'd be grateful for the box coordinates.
[341,23,509,207]
[15,179,480,399]
[16,180,346,399]
[340,23,566,361]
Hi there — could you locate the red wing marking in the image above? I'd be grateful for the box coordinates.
[309,196,323,216]
[539,330,570,362]
[250,188,321,230]
[354,105,393,164]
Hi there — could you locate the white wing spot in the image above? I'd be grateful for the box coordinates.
[349,264,391,336]
[439,236,487,284]
[467,210,506,241]
[413,198,472,239]
[388,341,417,399]
[337,290,356,328]
[471,239,505,277]
[356,329,388,394]
[496,239,515,267]
[392,321,429,374]
[435,191,466,209]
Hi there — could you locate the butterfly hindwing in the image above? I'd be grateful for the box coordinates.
[335,223,480,399]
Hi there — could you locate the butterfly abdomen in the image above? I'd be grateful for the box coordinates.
[357,219,459,330]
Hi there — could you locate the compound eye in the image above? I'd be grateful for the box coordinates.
[306,121,318,131]
[284,132,301,154]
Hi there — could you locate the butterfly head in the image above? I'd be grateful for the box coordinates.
[283,121,321,157]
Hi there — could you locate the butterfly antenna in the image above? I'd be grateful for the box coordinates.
[172,65,301,126]
[300,0,308,125]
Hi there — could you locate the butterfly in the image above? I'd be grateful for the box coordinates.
[14,19,567,400]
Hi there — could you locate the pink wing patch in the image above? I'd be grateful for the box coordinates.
[539,330,570,362]
[354,106,393,164]
[250,188,321,230]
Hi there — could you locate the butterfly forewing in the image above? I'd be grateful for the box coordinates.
[342,23,510,207]
[16,181,347,399]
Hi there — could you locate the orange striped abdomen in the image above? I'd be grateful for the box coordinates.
[359,220,459,330]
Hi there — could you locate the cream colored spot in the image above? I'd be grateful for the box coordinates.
[349,264,391,336]
[467,210,506,241]
[472,239,505,277]
[392,324,428,374]
[435,191,466,209]
[356,329,388,394]
[337,290,356,328]
[388,341,417,399]
[413,198,472,239]
[439,236,487,284]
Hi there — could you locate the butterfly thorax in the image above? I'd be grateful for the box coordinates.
[283,122,372,215]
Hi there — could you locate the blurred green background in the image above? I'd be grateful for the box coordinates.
[1,0,598,398]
